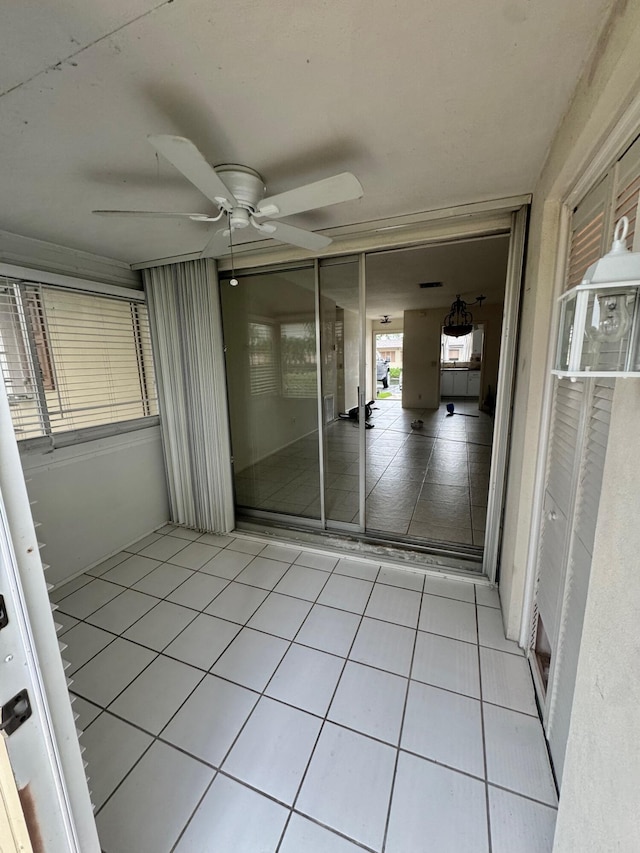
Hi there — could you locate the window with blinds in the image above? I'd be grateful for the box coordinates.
[0,278,158,440]
[280,320,318,398]
[248,322,278,396]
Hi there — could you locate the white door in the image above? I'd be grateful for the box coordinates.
[0,377,99,850]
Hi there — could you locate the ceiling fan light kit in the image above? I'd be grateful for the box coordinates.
[92,135,363,257]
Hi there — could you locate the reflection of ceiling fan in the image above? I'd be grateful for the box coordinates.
[93,135,363,257]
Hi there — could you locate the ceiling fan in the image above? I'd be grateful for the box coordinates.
[93,135,363,257]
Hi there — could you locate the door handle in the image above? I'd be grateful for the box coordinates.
[547,510,558,521]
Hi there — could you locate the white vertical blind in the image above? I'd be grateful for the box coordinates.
[143,259,234,533]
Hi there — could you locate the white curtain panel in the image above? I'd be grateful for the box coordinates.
[143,259,234,532]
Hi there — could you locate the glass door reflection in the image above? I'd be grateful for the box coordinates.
[319,257,364,529]
[220,265,322,521]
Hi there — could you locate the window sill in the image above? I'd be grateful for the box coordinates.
[17,416,160,452]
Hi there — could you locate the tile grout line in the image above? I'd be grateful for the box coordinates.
[90,545,292,829]
[86,682,560,821]
[65,595,521,695]
[168,548,343,852]
[65,580,521,704]
[72,541,278,824]
[273,565,383,852]
[475,585,494,853]
[380,572,426,852]
[69,531,537,851]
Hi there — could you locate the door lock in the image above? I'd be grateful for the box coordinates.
[1,690,32,736]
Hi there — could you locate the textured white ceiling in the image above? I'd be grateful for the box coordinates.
[0,0,612,265]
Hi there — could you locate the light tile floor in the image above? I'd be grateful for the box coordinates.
[235,400,492,547]
[55,526,557,853]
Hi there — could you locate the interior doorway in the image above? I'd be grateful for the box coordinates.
[375,331,404,401]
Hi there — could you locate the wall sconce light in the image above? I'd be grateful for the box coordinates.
[553,216,640,378]
[443,294,485,338]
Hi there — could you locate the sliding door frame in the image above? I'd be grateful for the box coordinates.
[483,205,529,582]
[221,206,528,576]
[316,254,366,535]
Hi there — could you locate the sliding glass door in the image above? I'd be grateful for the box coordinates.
[220,258,365,530]
[220,265,323,522]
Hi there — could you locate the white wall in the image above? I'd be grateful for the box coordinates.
[20,426,169,587]
[343,307,360,410]
[402,308,441,408]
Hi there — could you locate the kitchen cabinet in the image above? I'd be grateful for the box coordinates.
[467,370,481,397]
[440,369,481,398]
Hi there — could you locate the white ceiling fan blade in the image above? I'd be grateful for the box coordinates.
[256,172,363,219]
[259,221,332,251]
[148,135,238,208]
[200,228,233,259]
[93,210,217,220]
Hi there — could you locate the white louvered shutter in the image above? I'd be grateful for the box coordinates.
[531,134,640,787]
[534,378,583,643]
[546,379,614,782]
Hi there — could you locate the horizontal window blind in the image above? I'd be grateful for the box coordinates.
[0,277,158,440]
[281,321,318,398]
[248,322,278,396]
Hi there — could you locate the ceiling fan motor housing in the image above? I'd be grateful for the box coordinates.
[215,164,265,213]
[229,208,250,229]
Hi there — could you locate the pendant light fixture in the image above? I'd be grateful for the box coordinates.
[443,294,485,337]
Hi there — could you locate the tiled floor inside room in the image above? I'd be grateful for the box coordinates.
[235,400,493,548]
[53,526,557,852]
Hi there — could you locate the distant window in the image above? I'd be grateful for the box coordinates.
[248,322,278,396]
[0,278,158,440]
[441,331,473,363]
[281,321,317,398]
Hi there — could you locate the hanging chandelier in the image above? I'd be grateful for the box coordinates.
[443,294,485,337]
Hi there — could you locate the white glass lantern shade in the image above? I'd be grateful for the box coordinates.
[553,217,640,377]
